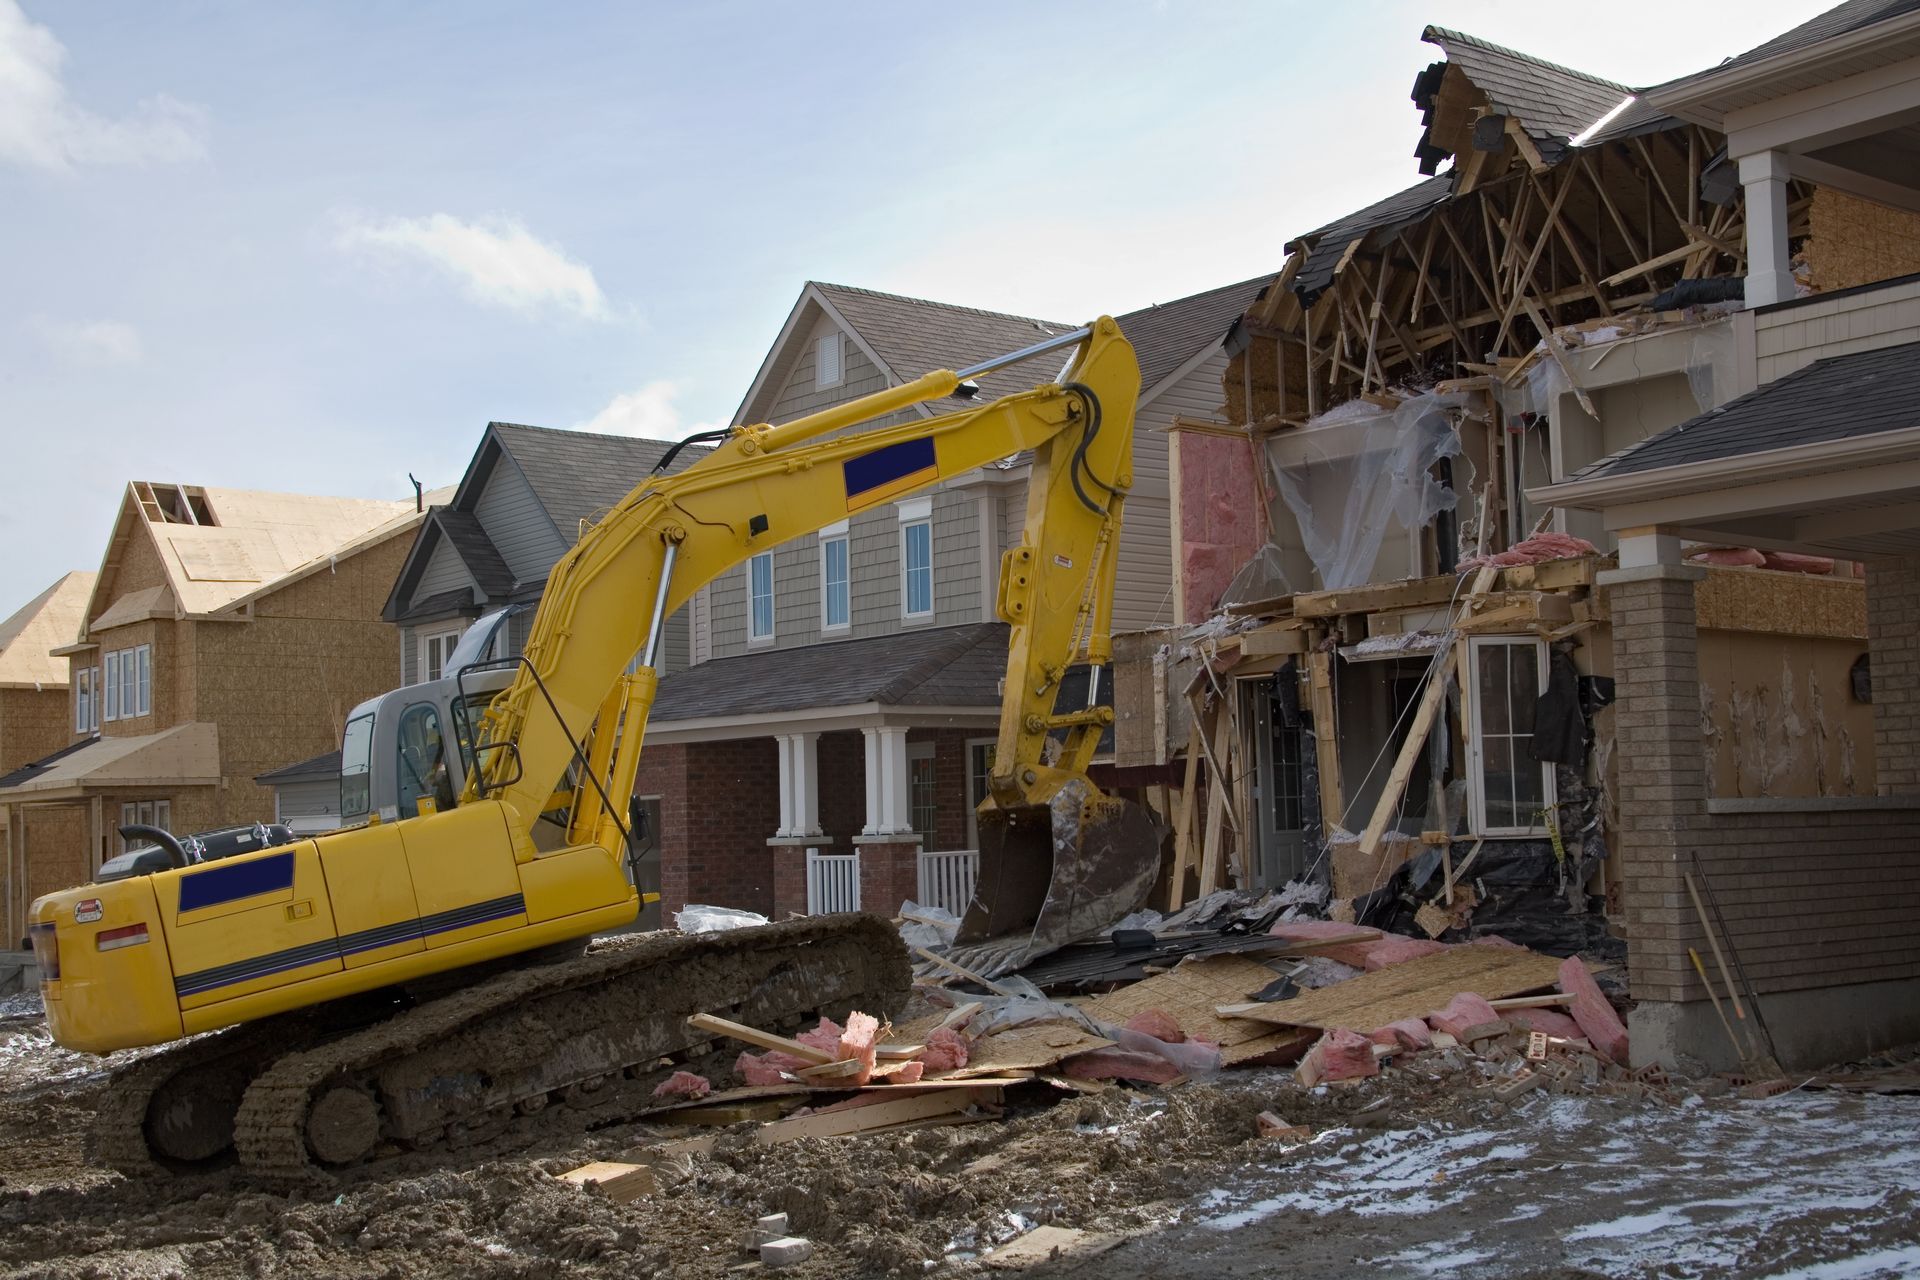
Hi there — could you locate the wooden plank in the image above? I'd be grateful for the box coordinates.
[753,1088,996,1144]
[558,1161,654,1203]
[1197,704,1231,894]
[1294,575,1457,619]
[795,1058,865,1081]
[1305,650,1343,833]
[913,946,1018,997]
[687,1013,836,1065]
[1442,837,1485,905]
[1489,993,1574,1010]
[948,1021,1113,1078]
[1216,945,1576,1031]
[1357,646,1459,858]
[1240,621,1310,657]
[1187,689,1242,835]
[667,1098,796,1126]
[1168,720,1202,911]
[1081,953,1316,1065]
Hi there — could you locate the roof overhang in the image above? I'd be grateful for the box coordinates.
[1645,11,1920,129]
[0,722,222,802]
[1530,424,1920,557]
[642,702,1001,746]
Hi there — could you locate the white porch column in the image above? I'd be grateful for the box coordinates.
[861,725,913,835]
[1738,150,1797,309]
[774,734,797,837]
[790,731,823,839]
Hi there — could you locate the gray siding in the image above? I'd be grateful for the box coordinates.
[400,625,418,686]
[475,461,566,585]
[1112,352,1219,632]
[416,536,479,602]
[272,777,340,825]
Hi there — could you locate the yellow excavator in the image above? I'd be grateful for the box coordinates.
[29,317,1160,1179]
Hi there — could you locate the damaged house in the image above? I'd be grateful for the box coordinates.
[1119,2,1920,1069]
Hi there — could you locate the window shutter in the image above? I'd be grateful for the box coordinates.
[816,331,842,387]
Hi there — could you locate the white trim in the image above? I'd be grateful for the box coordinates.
[103,650,121,722]
[901,517,933,622]
[747,551,776,646]
[819,530,850,633]
[1465,635,1556,837]
[895,496,933,522]
[964,735,997,850]
[1644,12,1920,123]
[816,328,843,388]
[1528,424,1920,510]
[416,623,465,684]
[734,286,911,427]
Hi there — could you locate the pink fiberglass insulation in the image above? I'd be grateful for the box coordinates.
[795,1017,845,1056]
[839,1011,880,1086]
[1060,1048,1184,1084]
[1124,1009,1188,1043]
[1457,531,1597,571]
[1176,433,1266,623]
[1558,958,1630,1064]
[651,1070,713,1101]
[1316,1028,1381,1081]
[1426,991,1501,1039]
[1505,1007,1585,1039]
[1362,937,1448,971]
[1368,1018,1433,1051]
[921,1027,970,1074]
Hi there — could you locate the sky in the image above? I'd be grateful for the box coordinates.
[0,0,1833,609]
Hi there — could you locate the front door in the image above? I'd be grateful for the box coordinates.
[1249,676,1308,888]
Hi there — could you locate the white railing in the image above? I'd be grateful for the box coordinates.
[917,849,979,919]
[805,850,861,915]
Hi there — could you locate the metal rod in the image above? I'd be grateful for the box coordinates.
[955,326,1092,380]
[640,541,679,670]
[1087,663,1102,708]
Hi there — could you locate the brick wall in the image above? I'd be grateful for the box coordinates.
[636,742,691,913]
[818,731,865,849]
[1605,564,1920,1004]
[1869,555,1920,796]
[649,738,780,916]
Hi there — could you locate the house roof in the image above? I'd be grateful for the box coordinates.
[487,422,710,545]
[1288,175,1456,306]
[1116,276,1275,395]
[1645,0,1920,101]
[255,748,341,786]
[1570,339,1920,481]
[1420,26,1632,152]
[650,623,1010,722]
[0,722,221,800]
[430,508,515,598]
[813,283,1078,402]
[87,485,429,633]
[0,571,94,687]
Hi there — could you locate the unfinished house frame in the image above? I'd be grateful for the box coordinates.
[1123,3,1920,1070]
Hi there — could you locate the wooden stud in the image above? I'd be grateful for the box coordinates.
[687,1013,836,1065]
[558,1161,654,1203]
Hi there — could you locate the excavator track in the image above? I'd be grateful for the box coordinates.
[230,914,910,1184]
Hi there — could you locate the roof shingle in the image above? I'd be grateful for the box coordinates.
[489,422,710,544]
[1116,276,1275,392]
[811,284,1078,404]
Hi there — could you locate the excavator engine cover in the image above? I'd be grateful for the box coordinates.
[953,778,1161,977]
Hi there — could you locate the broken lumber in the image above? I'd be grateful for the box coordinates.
[558,1161,653,1203]
[913,946,1018,997]
[688,1013,836,1065]
[753,1086,1000,1143]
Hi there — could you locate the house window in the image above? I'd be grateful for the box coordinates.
[908,742,937,844]
[134,644,151,717]
[816,329,842,387]
[965,737,996,849]
[103,650,120,721]
[75,666,97,733]
[899,498,933,620]
[820,521,849,632]
[100,644,151,720]
[120,799,173,852]
[748,552,775,643]
[1467,636,1555,835]
[418,625,464,683]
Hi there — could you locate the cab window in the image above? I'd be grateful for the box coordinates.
[340,712,375,822]
[396,703,455,819]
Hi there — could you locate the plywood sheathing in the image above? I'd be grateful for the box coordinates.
[1805,187,1920,293]
[1694,568,1866,639]
[938,1022,1114,1079]
[1080,954,1317,1065]
[1219,945,1577,1031]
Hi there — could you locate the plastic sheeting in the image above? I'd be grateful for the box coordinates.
[1224,391,1468,601]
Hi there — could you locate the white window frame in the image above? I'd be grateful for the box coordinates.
[103,650,121,722]
[816,329,843,388]
[908,740,937,844]
[120,799,172,852]
[133,643,151,717]
[1465,635,1556,836]
[417,624,465,683]
[819,520,850,634]
[747,551,775,646]
[899,498,933,622]
[74,665,96,733]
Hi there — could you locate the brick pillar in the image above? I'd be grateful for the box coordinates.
[769,841,810,919]
[1598,562,1709,1004]
[1867,554,1920,797]
[854,837,922,917]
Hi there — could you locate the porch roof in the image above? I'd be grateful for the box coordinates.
[1529,340,1920,557]
[651,623,1009,725]
[0,723,221,801]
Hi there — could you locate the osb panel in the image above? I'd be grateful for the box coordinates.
[0,687,73,774]
[941,1021,1113,1078]
[1806,187,1920,293]
[1081,953,1309,1063]
[1695,569,1866,640]
[1222,946,1568,1031]
[1698,629,1875,800]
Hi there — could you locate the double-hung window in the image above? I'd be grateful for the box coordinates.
[100,645,148,720]
[899,498,932,621]
[418,625,464,683]
[134,644,151,716]
[748,552,775,644]
[1467,636,1555,835]
[74,666,97,733]
[120,799,172,852]
[908,741,937,843]
[820,521,849,633]
[104,651,121,722]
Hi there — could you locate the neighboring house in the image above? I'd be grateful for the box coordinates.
[1124,2,1920,1072]
[381,422,704,684]
[642,278,1267,921]
[254,749,343,836]
[0,482,434,946]
[0,572,94,775]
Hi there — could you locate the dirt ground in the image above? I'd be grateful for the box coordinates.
[3,991,1918,1280]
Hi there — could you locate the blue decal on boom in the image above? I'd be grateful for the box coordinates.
[843,437,937,501]
[176,851,296,913]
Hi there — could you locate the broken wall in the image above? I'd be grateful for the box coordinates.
[1698,631,1874,800]
[1171,430,1267,622]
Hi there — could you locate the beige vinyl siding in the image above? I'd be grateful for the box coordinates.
[931,488,979,625]
[415,536,479,602]
[1754,277,1920,383]
[773,315,890,423]
[475,463,566,584]
[659,607,691,675]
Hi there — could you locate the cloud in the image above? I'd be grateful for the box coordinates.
[337,212,611,320]
[33,317,144,365]
[575,381,727,441]
[0,0,208,173]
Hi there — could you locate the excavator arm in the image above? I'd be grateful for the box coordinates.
[469,315,1157,963]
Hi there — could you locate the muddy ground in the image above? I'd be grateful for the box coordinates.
[3,993,1917,1279]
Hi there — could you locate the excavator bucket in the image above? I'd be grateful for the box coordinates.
[950,778,1163,978]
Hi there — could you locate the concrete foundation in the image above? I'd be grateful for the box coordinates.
[1630,974,1920,1073]
[0,950,38,996]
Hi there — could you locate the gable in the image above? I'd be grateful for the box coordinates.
[472,454,568,583]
